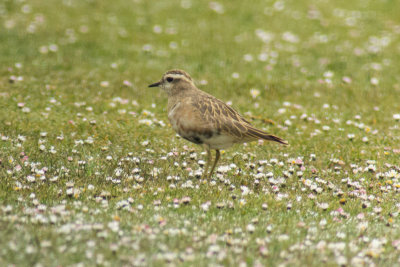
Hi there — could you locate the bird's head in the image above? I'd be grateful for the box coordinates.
[148,69,195,96]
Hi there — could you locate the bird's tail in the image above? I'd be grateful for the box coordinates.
[246,126,288,145]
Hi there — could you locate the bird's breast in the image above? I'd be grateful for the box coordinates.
[167,102,181,130]
[167,101,237,149]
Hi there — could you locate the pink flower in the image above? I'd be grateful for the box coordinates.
[295,158,304,166]
[392,240,400,249]
[357,213,365,220]
[342,76,352,84]
[333,217,342,222]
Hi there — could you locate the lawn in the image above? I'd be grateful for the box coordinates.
[1,0,400,266]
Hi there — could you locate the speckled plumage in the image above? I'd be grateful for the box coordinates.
[149,69,288,178]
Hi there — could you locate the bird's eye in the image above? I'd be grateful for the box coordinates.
[166,77,173,82]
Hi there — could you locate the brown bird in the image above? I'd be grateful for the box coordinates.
[149,69,288,179]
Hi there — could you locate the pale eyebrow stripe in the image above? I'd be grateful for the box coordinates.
[165,70,193,81]
[168,74,192,83]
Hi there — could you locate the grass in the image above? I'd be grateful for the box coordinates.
[1,0,400,266]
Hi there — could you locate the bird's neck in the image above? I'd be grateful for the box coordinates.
[167,83,197,97]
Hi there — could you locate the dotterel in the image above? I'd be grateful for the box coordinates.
[149,69,288,179]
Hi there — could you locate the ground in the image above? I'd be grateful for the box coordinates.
[1,0,400,266]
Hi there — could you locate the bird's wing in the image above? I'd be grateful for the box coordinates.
[190,94,288,145]
[191,94,250,123]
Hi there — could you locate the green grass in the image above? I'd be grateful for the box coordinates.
[1,0,400,266]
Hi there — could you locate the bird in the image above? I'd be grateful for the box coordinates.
[149,69,288,179]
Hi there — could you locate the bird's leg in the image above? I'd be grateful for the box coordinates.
[201,145,212,179]
[208,149,220,179]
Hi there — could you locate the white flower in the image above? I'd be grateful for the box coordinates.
[328,242,346,251]
[66,188,73,196]
[393,114,400,121]
[141,140,149,146]
[209,2,224,14]
[357,222,368,231]
[283,101,291,107]
[323,71,334,78]
[270,158,278,165]
[258,53,268,61]
[241,186,250,196]
[39,46,48,54]
[49,44,58,52]
[153,25,162,34]
[318,202,329,210]
[336,256,347,266]
[278,234,289,241]
[100,81,109,87]
[246,224,255,233]
[181,0,192,9]
[116,200,130,209]
[243,54,254,62]
[142,44,152,51]
[85,136,94,144]
[217,165,230,173]
[342,76,352,83]
[250,89,260,99]
[108,221,120,232]
[201,202,210,211]
[139,119,153,126]
[336,232,346,239]
[284,120,292,126]
[370,77,379,85]
[255,29,274,43]
[347,133,355,140]
[282,32,299,43]
[114,168,123,177]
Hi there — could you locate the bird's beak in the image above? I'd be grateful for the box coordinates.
[148,81,161,87]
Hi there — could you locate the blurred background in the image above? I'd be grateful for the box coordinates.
[3,0,400,106]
